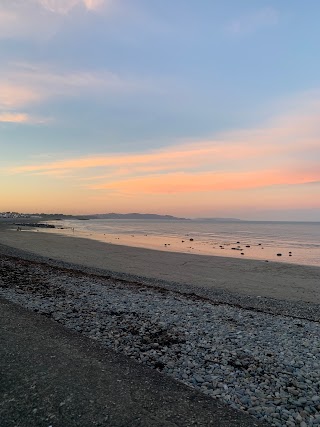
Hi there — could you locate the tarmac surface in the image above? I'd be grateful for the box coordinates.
[0,297,267,427]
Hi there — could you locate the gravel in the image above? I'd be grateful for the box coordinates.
[1,253,320,427]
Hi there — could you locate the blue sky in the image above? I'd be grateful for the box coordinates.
[1,1,320,219]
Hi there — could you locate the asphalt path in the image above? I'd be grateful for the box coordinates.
[0,298,267,427]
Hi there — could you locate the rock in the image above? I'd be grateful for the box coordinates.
[2,255,320,427]
[248,407,260,415]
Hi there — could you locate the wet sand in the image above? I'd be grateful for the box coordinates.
[31,219,320,266]
[1,226,319,304]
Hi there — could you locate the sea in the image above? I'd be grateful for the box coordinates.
[41,219,320,268]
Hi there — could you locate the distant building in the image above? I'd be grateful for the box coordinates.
[0,212,31,219]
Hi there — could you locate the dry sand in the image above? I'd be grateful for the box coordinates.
[1,226,319,304]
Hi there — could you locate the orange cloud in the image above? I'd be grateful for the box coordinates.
[7,91,320,198]
[0,83,40,108]
[11,136,319,175]
[0,112,29,123]
[0,112,49,124]
[83,0,105,11]
[11,127,319,179]
[89,169,320,194]
[10,92,320,177]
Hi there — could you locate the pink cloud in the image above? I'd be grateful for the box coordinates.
[83,0,106,11]
[0,83,40,109]
[12,117,319,175]
[38,0,107,14]
[8,91,320,195]
[0,112,29,123]
[89,169,320,194]
[0,112,50,125]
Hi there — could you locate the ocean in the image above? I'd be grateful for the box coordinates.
[45,219,320,267]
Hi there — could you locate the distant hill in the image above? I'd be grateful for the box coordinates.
[77,213,188,220]
[194,217,243,222]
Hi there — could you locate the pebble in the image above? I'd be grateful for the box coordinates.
[0,255,320,427]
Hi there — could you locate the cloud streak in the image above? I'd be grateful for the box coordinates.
[38,0,106,14]
[0,62,158,111]
[89,169,320,194]
[0,83,42,109]
[0,112,49,124]
[0,0,113,40]
[0,112,30,123]
[10,91,320,193]
[11,135,319,175]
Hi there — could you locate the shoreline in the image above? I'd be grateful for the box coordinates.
[2,222,320,426]
[5,217,320,267]
[0,226,320,320]
[36,218,320,267]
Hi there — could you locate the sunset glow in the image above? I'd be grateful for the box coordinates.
[1,1,320,220]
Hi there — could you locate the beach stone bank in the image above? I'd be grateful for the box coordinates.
[1,255,320,427]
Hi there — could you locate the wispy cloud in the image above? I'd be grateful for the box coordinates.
[0,74,52,123]
[10,90,320,192]
[0,61,155,113]
[0,0,113,40]
[11,135,319,175]
[0,112,50,124]
[89,169,320,194]
[0,83,41,109]
[38,0,106,14]
[226,8,279,35]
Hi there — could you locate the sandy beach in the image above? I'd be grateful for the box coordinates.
[1,221,320,426]
[0,225,319,304]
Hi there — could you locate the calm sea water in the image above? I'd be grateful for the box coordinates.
[46,219,320,267]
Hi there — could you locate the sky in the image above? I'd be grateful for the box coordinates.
[1,0,320,220]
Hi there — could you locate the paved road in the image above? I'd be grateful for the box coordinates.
[0,298,267,427]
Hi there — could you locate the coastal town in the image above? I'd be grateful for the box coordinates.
[0,212,63,219]
[0,212,36,219]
